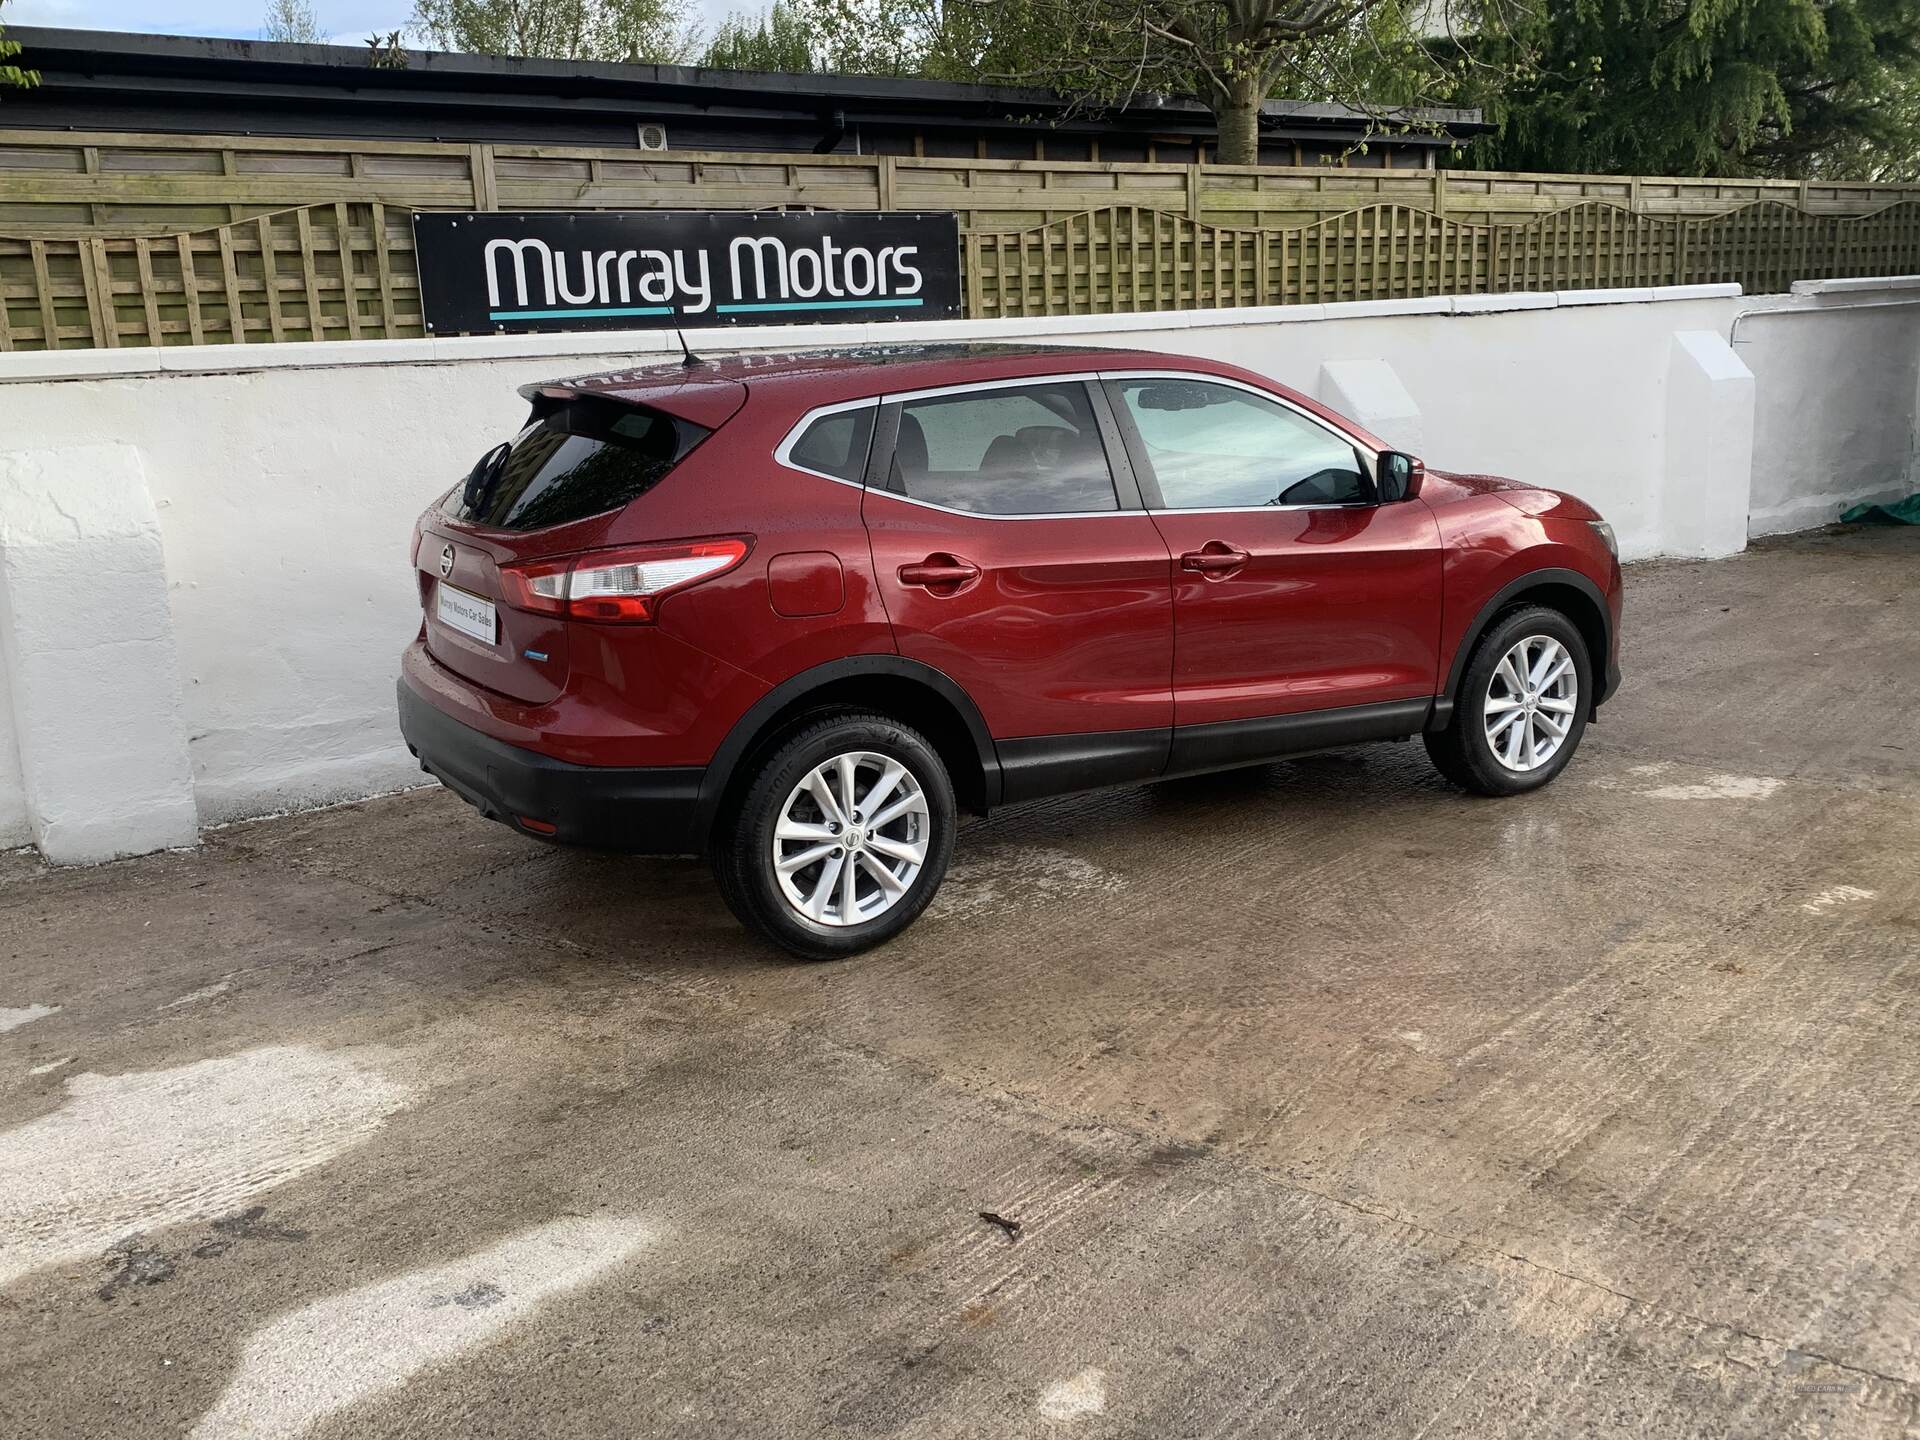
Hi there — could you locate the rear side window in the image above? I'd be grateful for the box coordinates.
[448,397,709,531]
[786,406,875,482]
[887,382,1117,515]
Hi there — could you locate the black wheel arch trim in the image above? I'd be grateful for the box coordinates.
[689,653,1002,851]
[1436,567,1615,728]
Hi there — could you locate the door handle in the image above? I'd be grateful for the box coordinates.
[1180,544,1250,575]
[898,554,981,589]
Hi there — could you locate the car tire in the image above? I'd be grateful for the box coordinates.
[1425,605,1592,796]
[712,710,956,961]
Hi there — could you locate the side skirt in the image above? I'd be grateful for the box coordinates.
[993,699,1434,804]
[1165,699,1433,778]
[997,728,1172,804]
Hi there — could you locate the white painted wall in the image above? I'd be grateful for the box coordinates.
[1664,331,1756,559]
[0,280,1906,856]
[0,664,24,848]
[1735,277,1920,536]
[0,445,199,861]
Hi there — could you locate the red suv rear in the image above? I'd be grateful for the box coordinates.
[399,344,1622,958]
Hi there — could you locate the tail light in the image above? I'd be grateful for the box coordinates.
[500,537,750,624]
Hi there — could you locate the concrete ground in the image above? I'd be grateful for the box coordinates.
[2,526,1917,1440]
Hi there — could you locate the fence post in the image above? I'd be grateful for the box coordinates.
[85,238,117,348]
[371,203,399,336]
[470,145,499,211]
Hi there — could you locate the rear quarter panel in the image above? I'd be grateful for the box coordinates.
[609,395,898,705]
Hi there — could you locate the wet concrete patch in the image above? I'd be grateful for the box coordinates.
[190,1216,660,1440]
[0,1046,408,1290]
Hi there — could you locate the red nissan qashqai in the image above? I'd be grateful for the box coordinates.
[399,344,1622,959]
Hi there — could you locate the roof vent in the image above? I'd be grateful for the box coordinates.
[637,123,669,152]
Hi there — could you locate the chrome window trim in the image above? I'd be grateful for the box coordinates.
[773,395,881,487]
[1145,503,1373,514]
[769,367,1386,519]
[879,371,1103,405]
[1098,369,1385,512]
[1097,369,1381,467]
[863,492,1146,522]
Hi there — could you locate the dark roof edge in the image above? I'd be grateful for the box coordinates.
[5,27,1489,133]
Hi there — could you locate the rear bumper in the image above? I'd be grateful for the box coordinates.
[397,677,704,855]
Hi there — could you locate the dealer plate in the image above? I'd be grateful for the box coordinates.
[436,582,497,645]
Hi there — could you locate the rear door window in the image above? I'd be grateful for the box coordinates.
[887,382,1118,515]
[448,396,709,531]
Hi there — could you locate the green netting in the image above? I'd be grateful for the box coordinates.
[1841,494,1920,525]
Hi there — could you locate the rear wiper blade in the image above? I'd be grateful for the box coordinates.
[461,442,512,514]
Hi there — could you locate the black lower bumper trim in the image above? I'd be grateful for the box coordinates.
[397,679,704,855]
[1599,657,1622,708]
[1168,698,1433,776]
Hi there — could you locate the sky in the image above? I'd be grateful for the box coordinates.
[3,0,759,47]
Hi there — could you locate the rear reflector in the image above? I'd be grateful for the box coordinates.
[500,537,749,624]
[515,815,559,835]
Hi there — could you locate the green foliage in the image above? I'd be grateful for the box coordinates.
[368,30,412,67]
[416,0,1919,179]
[787,0,928,77]
[1814,46,1919,179]
[777,0,1469,164]
[701,1,817,71]
[263,0,326,44]
[409,0,699,63]
[1465,0,1920,179]
[2,0,42,94]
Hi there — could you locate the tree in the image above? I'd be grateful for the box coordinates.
[702,1,816,71]
[1812,53,1919,179]
[1466,0,1920,180]
[409,0,699,64]
[264,0,326,44]
[795,0,1507,165]
[2,0,41,95]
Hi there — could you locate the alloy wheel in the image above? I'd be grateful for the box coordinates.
[771,750,931,926]
[1483,635,1579,773]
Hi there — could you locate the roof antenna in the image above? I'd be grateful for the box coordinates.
[675,327,703,368]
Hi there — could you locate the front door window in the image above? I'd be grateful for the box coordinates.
[1115,378,1372,509]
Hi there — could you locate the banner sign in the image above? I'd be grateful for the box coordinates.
[413,210,962,334]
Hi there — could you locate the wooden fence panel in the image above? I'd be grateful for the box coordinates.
[5,191,1918,350]
[963,199,1920,320]
[6,128,1920,236]
[0,201,420,350]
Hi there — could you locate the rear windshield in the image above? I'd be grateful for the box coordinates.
[447,396,709,531]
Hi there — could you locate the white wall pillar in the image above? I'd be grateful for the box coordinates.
[1663,331,1755,559]
[0,445,198,863]
[0,657,25,849]
[1316,359,1424,455]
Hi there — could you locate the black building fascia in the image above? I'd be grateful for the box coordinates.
[1,28,1488,166]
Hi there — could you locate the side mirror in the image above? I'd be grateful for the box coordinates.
[1377,451,1425,503]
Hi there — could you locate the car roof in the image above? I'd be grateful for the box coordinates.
[521,342,1390,452]
[529,343,1215,409]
